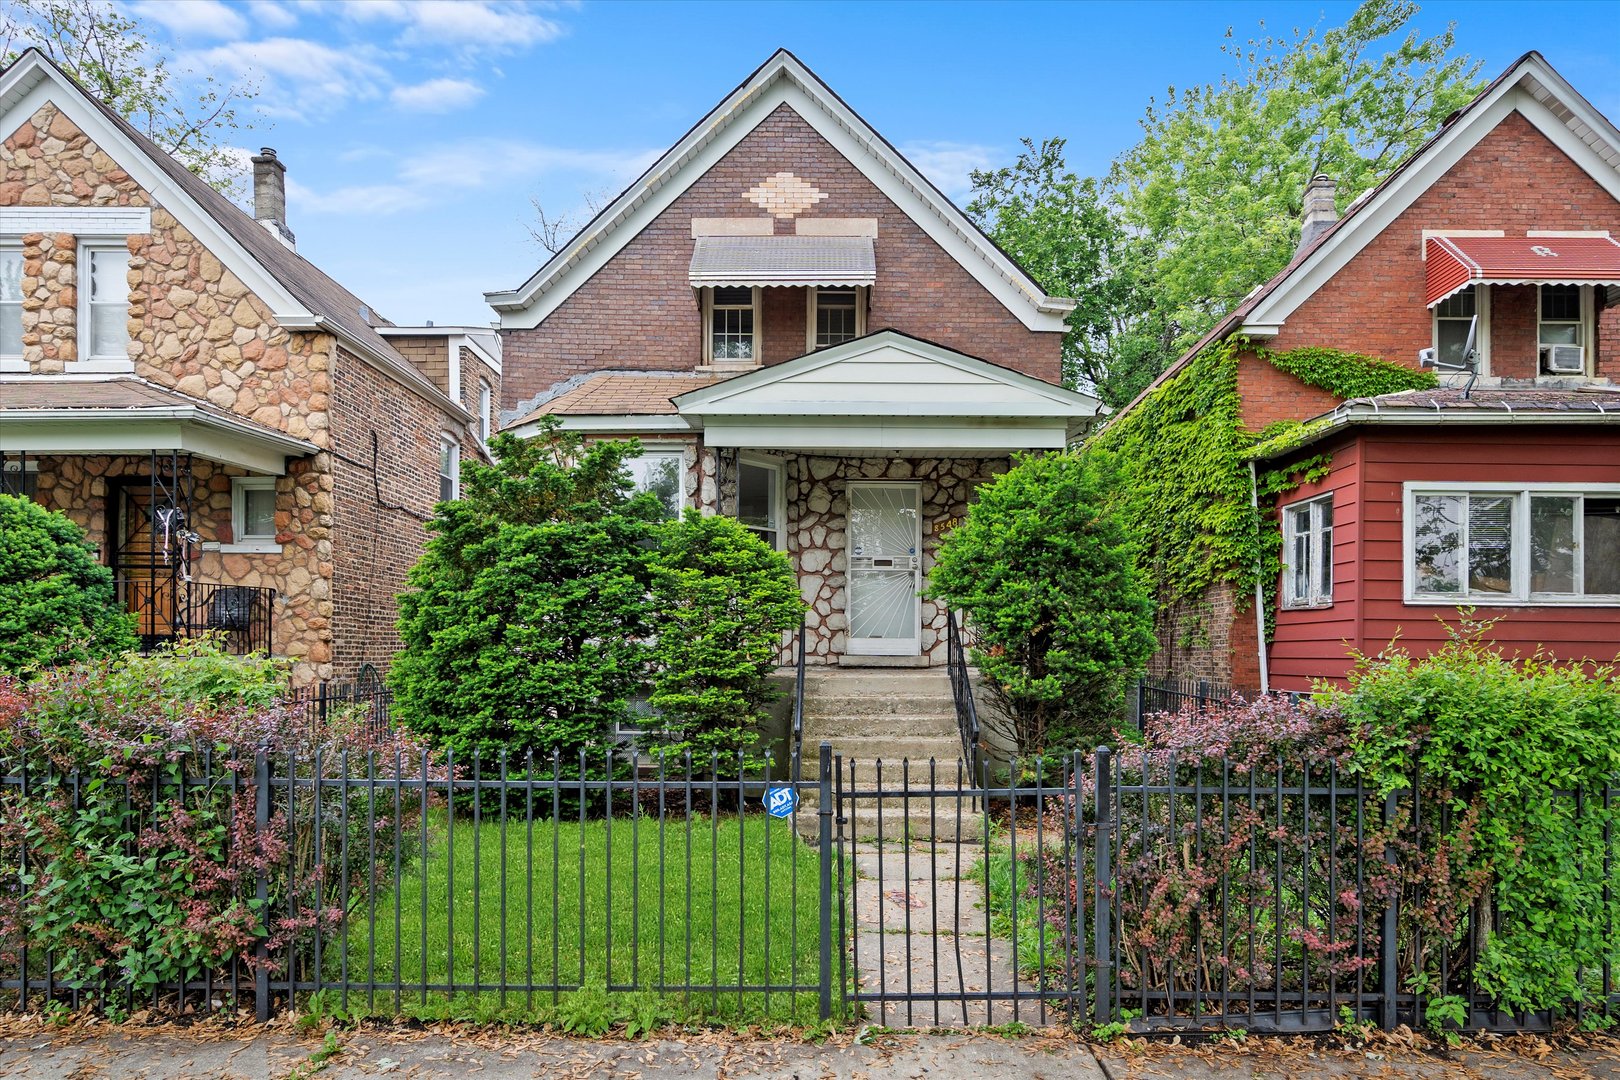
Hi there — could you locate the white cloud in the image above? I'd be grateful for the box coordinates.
[899,140,1002,202]
[286,177,431,216]
[129,0,249,39]
[338,0,565,54]
[178,37,388,120]
[398,139,659,191]
[247,1,300,30]
[390,77,486,114]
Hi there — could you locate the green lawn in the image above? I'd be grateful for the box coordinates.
[327,808,826,1025]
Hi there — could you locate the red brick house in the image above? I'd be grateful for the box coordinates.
[1119,52,1620,692]
[488,50,1101,665]
[0,50,496,684]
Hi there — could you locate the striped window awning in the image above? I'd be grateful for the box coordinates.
[1426,234,1620,306]
[689,235,876,288]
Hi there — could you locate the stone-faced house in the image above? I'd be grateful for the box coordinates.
[1112,52,1620,692]
[488,50,1101,665]
[0,49,496,685]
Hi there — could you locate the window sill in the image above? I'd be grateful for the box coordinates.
[1281,600,1334,611]
[0,358,24,373]
[1405,595,1620,607]
[212,542,284,555]
[63,358,135,374]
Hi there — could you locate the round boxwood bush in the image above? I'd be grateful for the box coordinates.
[0,493,137,673]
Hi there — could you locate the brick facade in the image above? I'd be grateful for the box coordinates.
[499,104,1063,414]
[2,100,475,683]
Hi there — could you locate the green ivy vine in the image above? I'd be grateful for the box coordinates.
[1089,339,1436,635]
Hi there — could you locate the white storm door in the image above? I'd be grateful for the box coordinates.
[846,482,922,656]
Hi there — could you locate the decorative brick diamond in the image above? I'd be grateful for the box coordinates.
[744,171,828,219]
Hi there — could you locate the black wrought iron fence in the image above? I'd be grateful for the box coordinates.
[289,679,396,737]
[4,744,1616,1033]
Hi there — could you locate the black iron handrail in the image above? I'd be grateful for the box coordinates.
[790,611,807,782]
[946,608,981,777]
[115,576,277,657]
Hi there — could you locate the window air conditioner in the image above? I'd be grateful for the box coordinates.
[1543,344,1586,374]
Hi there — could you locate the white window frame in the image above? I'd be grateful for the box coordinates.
[73,241,134,373]
[736,452,786,551]
[701,286,761,366]
[1403,482,1620,606]
[439,437,460,502]
[225,477,281,553]
[621,445,688,518]
[1281,494,1334,609]
[0,241,22,373]
[1537,284,1594,375]
[804,286,867,352]
[478,381,493,444]
[1430,284,1490,374]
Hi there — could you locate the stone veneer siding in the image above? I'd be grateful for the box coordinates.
[3,102,478,683]
[499,104,1062,414]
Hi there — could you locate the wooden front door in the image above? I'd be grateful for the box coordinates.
[112,484,178,644]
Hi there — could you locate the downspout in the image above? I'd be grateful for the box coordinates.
[1248,461,1271,695]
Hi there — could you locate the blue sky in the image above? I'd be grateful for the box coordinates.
[131,0,1620,327]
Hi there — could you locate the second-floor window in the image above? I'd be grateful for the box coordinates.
[479,382,493,443]
[706,286,758,364]
[439,438,459,502]
[0,245,21,365]
[1433,285,1481,367]
[1539,284,1589,374]
[810,287,862,349]
[81,244,130,364]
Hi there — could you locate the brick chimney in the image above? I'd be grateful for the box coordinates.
[251,147,296,250]
[1298,173,1337,253]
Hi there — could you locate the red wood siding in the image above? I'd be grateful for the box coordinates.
[1268,426,1620,690]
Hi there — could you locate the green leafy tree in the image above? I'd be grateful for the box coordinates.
[647,510,802,769]
[391,423,663,768]
[0,493,136,673]
[1112,0,1481,359]
[1,0,258,192]
[967,138,1169,408]
[930,452,1155,757]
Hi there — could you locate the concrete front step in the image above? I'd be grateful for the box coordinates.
[795,801,985,841]
[803,737,964,774]
[803,697,957,718]
[802,714,957,740]
[799,670,954,694]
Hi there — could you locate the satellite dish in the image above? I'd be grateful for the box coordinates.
[1461,314,1478,368]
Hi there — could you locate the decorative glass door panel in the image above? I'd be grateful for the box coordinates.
[846,483,921,656]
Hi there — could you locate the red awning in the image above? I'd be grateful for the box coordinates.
[1426,234,1620,307]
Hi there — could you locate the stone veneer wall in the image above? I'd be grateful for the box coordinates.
[692,450,1004,665]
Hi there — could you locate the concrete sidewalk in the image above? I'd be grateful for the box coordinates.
[0,1024,1616,1079]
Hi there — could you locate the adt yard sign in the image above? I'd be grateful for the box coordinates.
[765,785,798,818]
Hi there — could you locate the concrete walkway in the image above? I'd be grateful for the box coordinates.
[2,1024,1617,1079]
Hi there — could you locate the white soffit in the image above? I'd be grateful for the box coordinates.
[485,52,1075,333]
[1243,55,1620,332]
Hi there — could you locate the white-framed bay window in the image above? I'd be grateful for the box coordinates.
[77,242,132,370]
[736,454,785,551]
[702,286,760,366]
[1405,483,1620,604]
[226,477,279,552]
[622,448,686,519]
[805,286,865,351]
[1282,494,1334,608]
[0,243,22,371]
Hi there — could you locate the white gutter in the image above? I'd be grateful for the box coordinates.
[1250,402,1620,461]
[1248,461,1270,695]
[6,404,318,456]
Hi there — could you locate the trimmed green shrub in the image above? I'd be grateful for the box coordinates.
[1333,614,1620,1016]
[647,510,801,767]
[929,451,1155,757]
[391,423,662,769]
[0,493,137,673]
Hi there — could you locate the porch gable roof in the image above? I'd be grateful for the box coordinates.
[670,329,1103,451]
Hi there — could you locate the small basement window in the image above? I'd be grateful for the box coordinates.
[1281,495,1333,608]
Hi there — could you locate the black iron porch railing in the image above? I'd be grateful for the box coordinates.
[789,612,807,782]
[945,609,981,778]
[116,577,277,657]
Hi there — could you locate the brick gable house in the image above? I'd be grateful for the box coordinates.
[1113,52,1620,692]
[489,51,1101,665]
[0,50,496,685]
